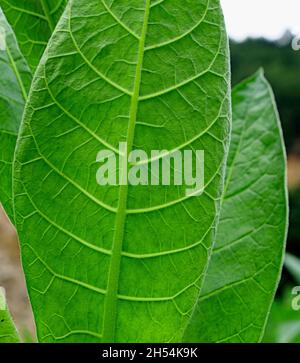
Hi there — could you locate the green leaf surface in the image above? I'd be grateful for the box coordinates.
[0,287,21,342]
[13,0,230,342]
[0,0,68,71]
[0,7,31,222]
[184,71,288,342]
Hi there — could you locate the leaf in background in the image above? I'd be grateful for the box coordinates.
[13,0,230,342]
[0,7,31,223]
[285,253,300,285]
[184,71,288,342]
[0,0,68,71]
[0,287,21,342]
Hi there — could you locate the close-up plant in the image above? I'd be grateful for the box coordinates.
[0,0,293,345]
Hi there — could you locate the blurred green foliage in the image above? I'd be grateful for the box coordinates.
[263,287,300,343]
[230,33,300,152]
[288,188,300,259]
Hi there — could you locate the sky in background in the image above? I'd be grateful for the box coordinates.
[221,0,300,40]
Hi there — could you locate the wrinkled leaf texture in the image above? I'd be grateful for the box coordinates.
[0,0,68,70]
[185,71,288,342]
[14,0,231,342]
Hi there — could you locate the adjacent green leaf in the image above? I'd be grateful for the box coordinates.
[0,0,68,70]
[0,287,21,342]
[184,71,288,342]
[13,0,231,342]
[0,7,31,222]
[285,253,300,285]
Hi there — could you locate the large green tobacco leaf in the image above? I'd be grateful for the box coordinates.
[13,0,230,342]
[0,8,31,222]
[184,71,288,342]
[0,288,21,342]
[0,0,68,71]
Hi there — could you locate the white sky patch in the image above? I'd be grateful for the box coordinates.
[221,0,300,41]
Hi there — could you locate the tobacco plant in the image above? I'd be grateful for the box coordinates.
[0,0,288,343]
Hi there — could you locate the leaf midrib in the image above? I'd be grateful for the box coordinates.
[101,0,151,342]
